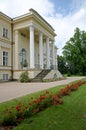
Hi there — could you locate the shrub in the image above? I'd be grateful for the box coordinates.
[2,115,17,126]
[67,72,71,77]
[19,71,29,82]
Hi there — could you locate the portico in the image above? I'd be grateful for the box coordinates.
[13,10,57,72]
[28,25,56,70]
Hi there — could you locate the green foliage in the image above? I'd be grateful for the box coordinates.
[19,71,29,82]
[63,27,86,75]
[57,55,67,74]
[2,115,17,126]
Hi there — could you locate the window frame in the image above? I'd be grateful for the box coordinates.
[2,27,8,38]
[3,74,8,80]
[3,51,8,66]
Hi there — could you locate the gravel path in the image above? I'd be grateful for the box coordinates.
[0,76,85,103]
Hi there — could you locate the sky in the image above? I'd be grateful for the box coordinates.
[0,0,86,55]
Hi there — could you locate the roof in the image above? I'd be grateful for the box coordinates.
[0,11,12,22]
[29,9,55,31]
[13,9,56,36]
[0,9,56,36]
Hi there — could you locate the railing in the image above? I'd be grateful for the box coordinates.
[35,64,57,70]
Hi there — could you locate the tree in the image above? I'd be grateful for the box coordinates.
[57,55,67,74]
[62,27,86,75]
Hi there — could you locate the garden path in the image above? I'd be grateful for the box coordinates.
[0,76,85,103]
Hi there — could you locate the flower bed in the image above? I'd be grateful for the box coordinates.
[1,80,86,127]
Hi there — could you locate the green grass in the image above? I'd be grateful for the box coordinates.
[0,85,65,124]
[13,84,86,130]
[0,80,86,130]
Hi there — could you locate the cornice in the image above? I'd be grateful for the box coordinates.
[30,9,54,31]
[13,9,56,36]
[0,9,57,36]
[0,11,12,23]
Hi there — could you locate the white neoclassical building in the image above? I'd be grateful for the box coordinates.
[0,9,62,81]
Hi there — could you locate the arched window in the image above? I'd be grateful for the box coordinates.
[21,48,26,62]
[21,48,27,67]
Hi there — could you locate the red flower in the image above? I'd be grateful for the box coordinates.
[59,100,63,104]
[54,101,58,106]
[33,109,37,113]
[16,105,21,111]
[35,99,40,104]
[18,117,24,123]
[54,97,60,101]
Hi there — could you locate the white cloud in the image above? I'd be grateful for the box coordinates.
[0,0,86,55]
[0,0,55,17]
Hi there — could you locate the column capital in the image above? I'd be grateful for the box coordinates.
[15,30,19,35]
[39,31,43,35]
[46,37,50,45]
[50,39,54,44]
[29,25,34,31]
[39,31,43,40]
[46,36,49,40]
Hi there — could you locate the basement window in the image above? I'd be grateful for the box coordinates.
[3,74,8,81]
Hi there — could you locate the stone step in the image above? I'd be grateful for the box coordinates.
[32,69,51,82]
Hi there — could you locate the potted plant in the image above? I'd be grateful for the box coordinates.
[21,60,28,69]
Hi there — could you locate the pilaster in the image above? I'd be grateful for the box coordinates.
[15,30,19,70]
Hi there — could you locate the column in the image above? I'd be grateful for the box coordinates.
[29,26,35,69]
[39,32,43,69]
[15,30,19,70]
[46,37,50,69]
[52,41,55,69]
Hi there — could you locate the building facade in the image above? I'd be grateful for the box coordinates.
[0,9,62,81]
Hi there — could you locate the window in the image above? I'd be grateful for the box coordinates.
[3,74,8,80]
[20,48,27,68]
[3,51,8,66]
[21,48,26,63]
[3,28,8,38]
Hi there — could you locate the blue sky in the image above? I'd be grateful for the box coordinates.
[50,0,85,15]
[50,0,72,15]
[0,0,86,55]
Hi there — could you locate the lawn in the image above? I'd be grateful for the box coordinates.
[0,79,86,130]
[12,83,86,130]
[0,84,65,124]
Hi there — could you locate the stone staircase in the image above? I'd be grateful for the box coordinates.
[32,69,51,82]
